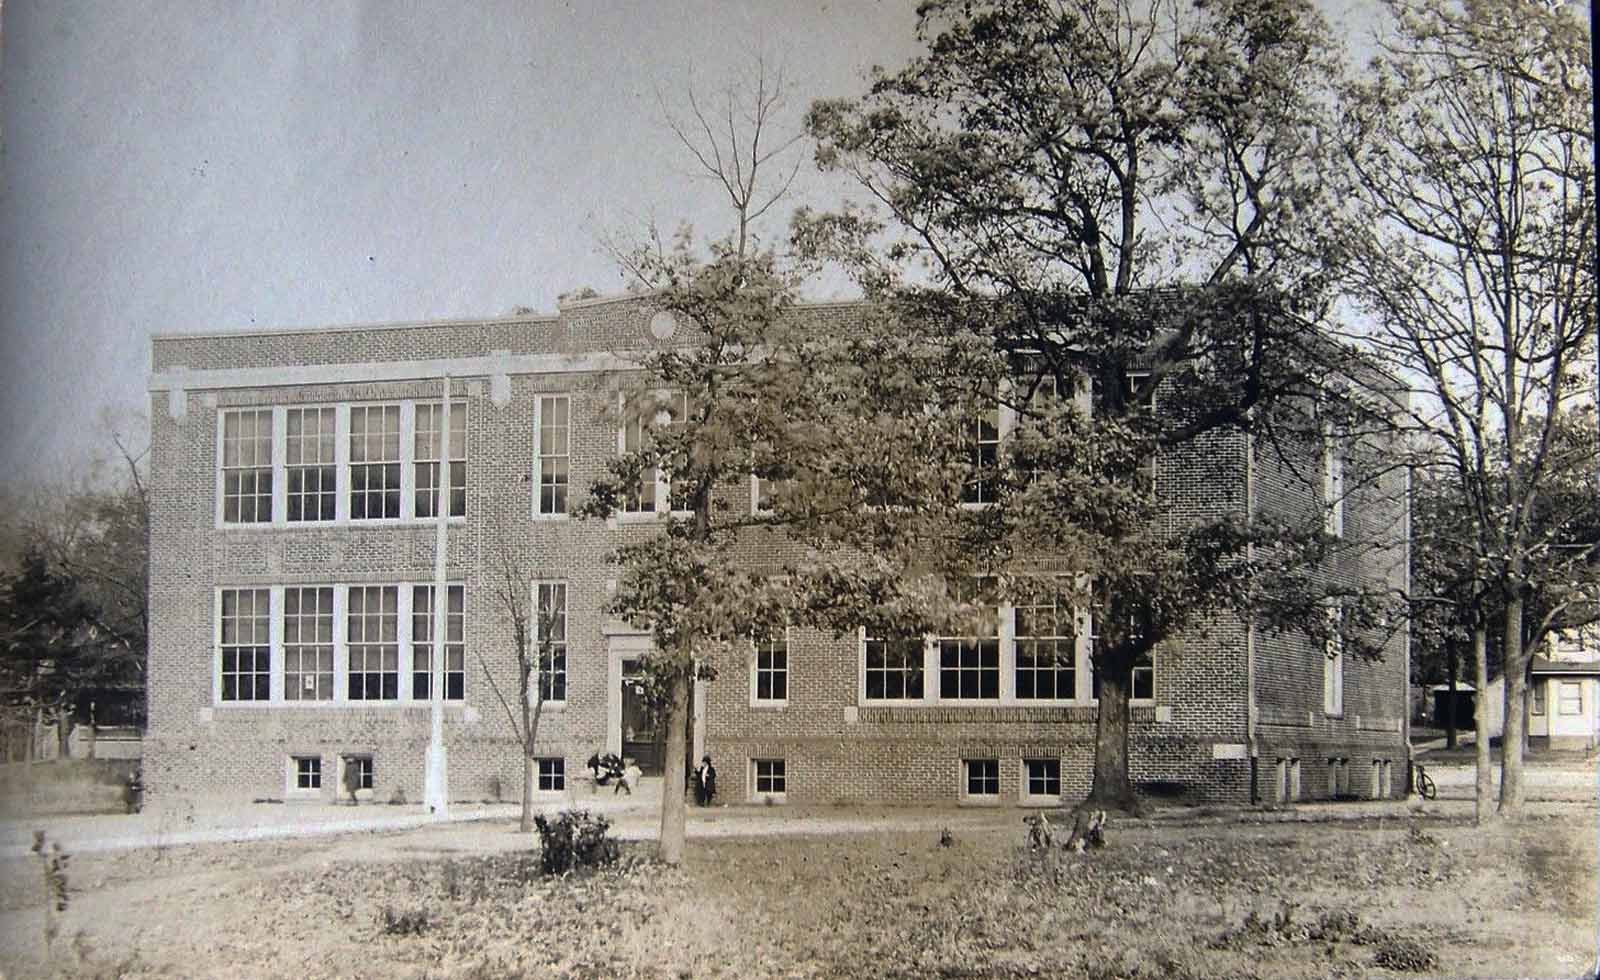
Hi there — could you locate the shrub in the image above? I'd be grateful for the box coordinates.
[380,905,433,936]
[1371,935,1438,972]
[532,809,620,875]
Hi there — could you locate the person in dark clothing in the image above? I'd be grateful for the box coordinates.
[693,754,717,806]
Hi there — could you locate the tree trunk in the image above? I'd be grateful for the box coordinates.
[54,712,73,761]
[1498,593,1526,815]
[520,752,535,833]
[519,685,544,834]
[1085,660,1139,814]
[1444,645,1459,749]
[1473,626,1494,826]
[658,672,690,865]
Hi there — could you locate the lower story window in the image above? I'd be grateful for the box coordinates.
[964,758,999,798]
[1023,758,1060,798]
[293,755,322,790]
[341,754,374,792]
[537,757,565,791]
[753,758,786,796]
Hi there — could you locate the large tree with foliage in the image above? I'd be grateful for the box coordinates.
[804,0,1373,809]
[1339,0,1595,817]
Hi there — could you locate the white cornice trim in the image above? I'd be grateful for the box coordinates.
[149,352,642,392]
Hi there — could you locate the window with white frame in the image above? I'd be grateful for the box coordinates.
[963,758,999,798]
[535,582,567,702]
[621,391,690,515]
[413,400,467,519]
[348,585,399,700]
[753,758,786,797]
[349,404,403,520]
[753,631,789,704]
[283,586,335,701]
[411,584,465,701]
[537,757,565,791]
[1323,603,1345,716]
[219,588,271,701]
[220,409,274,523]
[1014,588,1076,700]
[535,395,570,516]
[1023,759,1060,799]
[1531,683,1546,715]
[284,406,337,522]
[1558,681,1583,716]
[960,402,1001,505]
[938,580,1000,700]
[292,755,322,791]
[864,629,925,701]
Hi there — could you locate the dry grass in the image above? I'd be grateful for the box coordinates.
[0,806,1593,978]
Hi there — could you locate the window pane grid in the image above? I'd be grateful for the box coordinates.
[1025,759,1061,797]
[754,759,786,794]
[537,396,570,515]
[1015,591,1075,700]
[537,757,565,791]
[285,407,336,522]
[864,632,924,701]
[283,586,334,701]
[960,407,1001,504]
[349,405,402,519]
[348,585,399,700]
[536,583,567,702]
[411,585,465,701]
[294,756,321,790]
[414,401,467,519]
[220,588,271,700]
[965,759,999,796]
[221,409,273,523]
[755,635,788,702]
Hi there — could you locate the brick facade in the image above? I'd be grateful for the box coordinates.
[145,294,1409,809]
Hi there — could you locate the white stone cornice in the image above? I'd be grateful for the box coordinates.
[148,351,641,393]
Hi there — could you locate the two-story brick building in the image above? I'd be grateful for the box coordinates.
[144,292,1410,809]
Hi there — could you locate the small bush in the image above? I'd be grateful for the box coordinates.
[1371,935,1438,972]
[380,905,433,936]
[533,809,620,875]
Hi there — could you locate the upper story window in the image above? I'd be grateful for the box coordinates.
[411,584,465,701]
[938,579,1000,701]
[216,400,469,528]
[348,584,400,701]
[960,404,1002,505]
[413,401,467,519]
[349,404,403,520]
[283,586,334,701]
[1323,602,1345,716]
[285,407,336,522]
[221,409,274,524]
[534,395,570,517]
[864,628,925,702]
[620,391,690,516]
[1014,588,1077,700]
[219,587,272,701]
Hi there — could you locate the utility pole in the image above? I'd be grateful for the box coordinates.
[423,375,452,817]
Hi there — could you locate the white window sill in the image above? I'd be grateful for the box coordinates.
[749,701,788,710]
[215,700,471,710]
[1019,794,1061,808]
[218,516,467,531]
[959,795,1002,807]
[751,793,788,805]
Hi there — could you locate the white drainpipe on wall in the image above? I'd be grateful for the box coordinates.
[424,376,452,817]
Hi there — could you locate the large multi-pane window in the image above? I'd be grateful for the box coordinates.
[938,581,1000,700]
[411,584,464,701]
[283,586,334,701]
[864,629,924,701]
[348,585,399,700]
[1014,589,1076,700]
[413,401,467,519]
[349,405,403,520]
[219,588,271,700]
[754,632,788,704]
[221,409,273,523]
[285,407,336,522]
[535,395,570,516]
[535,582,567,702]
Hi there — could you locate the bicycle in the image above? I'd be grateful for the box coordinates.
[1410,762,1437,800]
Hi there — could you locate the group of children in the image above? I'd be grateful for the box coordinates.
[584,751,717,806]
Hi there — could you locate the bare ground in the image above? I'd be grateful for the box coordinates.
[0,802,1593,979]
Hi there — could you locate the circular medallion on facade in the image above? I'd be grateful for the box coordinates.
[648,310,678,341]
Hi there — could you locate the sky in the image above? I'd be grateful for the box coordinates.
[0,0,930,486]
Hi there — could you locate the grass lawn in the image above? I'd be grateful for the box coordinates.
[0,804,1593,978]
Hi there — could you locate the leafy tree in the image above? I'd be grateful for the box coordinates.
[1339,0,1595,816]
[805,0,1380,809]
